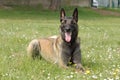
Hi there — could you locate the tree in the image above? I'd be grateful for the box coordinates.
[0,0,3,5]
[109,0,112,8]
[49,0,61,10]
[118,0,120,7]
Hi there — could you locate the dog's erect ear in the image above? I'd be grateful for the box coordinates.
[60,8,66,22]
[73,8,78,23]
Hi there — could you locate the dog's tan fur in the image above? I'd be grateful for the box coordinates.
[27,36,67,68]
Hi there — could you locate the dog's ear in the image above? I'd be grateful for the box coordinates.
[60,8,66,22]
[73,8,78,23]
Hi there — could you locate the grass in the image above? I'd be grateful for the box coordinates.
[0,6,120,80]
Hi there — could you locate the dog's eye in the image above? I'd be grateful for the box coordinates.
[71,20,76,24]
[64,20,67,23]
[61,20,66,24]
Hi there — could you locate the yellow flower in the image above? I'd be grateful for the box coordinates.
[68,62,72,65]
[73,64,77,67]
[85,70,90,74]
[113,69,119,76]
[115,69,119,72]
[113,72,117,75]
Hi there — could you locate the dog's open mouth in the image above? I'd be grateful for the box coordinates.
[65,32,72,42]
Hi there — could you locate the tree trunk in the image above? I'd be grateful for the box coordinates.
[109,0,112,8]
[118,0,120,7]
[22,0,30,5]
[49,0,61,10]
[90,0,93,7]
[0,0,3,5]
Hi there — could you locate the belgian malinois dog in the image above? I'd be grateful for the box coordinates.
[27,8,84,71]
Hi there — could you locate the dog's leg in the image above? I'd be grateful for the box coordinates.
[72,46,84,72]
[58,51,71,69]
[58,58,68,69]
[27,39,41,59]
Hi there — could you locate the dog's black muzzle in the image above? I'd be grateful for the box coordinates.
[64,26,72,33]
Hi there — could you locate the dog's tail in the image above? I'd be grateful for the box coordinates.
[27,39,41,59]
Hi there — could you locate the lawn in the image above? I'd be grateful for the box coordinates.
[0,6,120,80]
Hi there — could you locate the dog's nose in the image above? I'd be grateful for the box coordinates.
[65,27,71,32]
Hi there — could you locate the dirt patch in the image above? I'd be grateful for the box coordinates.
[92,8,120,16]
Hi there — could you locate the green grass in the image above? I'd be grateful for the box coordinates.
[0,6,120,80]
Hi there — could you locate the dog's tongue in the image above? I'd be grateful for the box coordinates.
[65,33,71,42]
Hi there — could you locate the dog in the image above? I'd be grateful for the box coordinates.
[27,8,84,71]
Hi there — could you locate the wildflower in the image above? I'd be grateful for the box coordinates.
[70,75,73,78]
[47,73,50,79]
[113,69,119,77]
[113,72,117,76]
[108,78,113,80]
[115,76,119,80]
[73,63,77,67]
[85,70,90,74]
[115,69,119,72]
[92,75,98,79]
[68,62,72,65]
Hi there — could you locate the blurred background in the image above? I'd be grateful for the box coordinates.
[0,0,120,10]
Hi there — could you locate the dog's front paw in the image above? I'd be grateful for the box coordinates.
[75,64,85,72]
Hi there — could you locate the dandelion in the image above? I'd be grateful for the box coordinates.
[47,76,50,79]
[42,70,45,73]
[66,76,70,79]
[68,62,72,65]
[108,78,113,80]
[54,75,60,79]
[5,73,9,76]
[87,55,90,58]
[112,65,116,67]
[70,75,73,78]
[8,54,15,59]
[47,73,51,79]
[115,69,119,72]
[75,71,78,74]
[112,69,120,77]
[113,72,117,76]
[48,73,50,76]
[16,76,19,79]
[31,75,34,79]
[85,70,90,74]
[99,73,102,77]
[70,72,74,75]
[115,76,119,80]
[2,73,9,77]
[92,75,98,79]
[92,48,95,51]
[73,63,77,67]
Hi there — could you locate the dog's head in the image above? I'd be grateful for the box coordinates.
[60,8,78,43]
